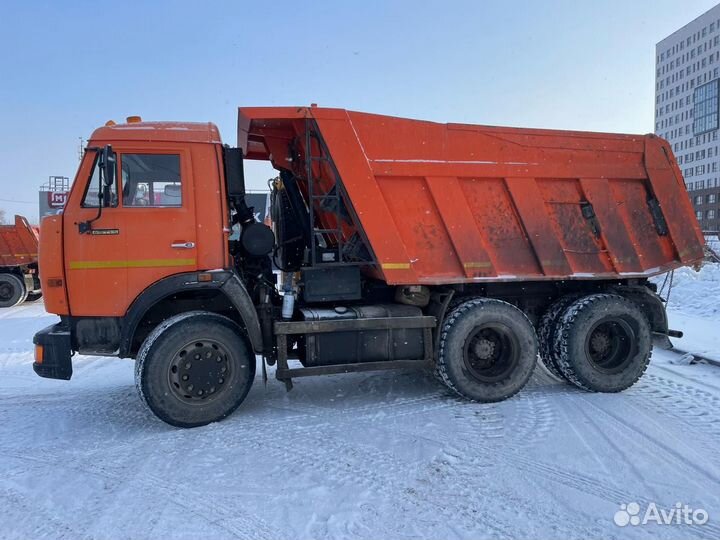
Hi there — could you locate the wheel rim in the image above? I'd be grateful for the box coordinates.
[584,317,637,373]
[167,339,232,404]
[462,323,519,383]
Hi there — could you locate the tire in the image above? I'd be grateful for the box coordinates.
[437,298,538,402]
[537,295,580,381]
[26,292,43,302]
[554,294,651,393]
[0,273,26,308]
[446,295,469,314]
[432,295,470,381]
[135,311,255,428]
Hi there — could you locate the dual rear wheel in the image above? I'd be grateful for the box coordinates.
[551,294,652,392]
[437,293,652,402]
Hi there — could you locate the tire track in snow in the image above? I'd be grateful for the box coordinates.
[114,413,537,539]
[0,450,281,540]
[574,396,720,540]
[390,391,604,539]
[420,448,615,540]
[629,373,720,466]
[119,375,563,537]
[580,394,720,483]
[0,486,92,540]
[8,415,410,539]
[174,420,475,539]
[446,387,558,454]
[433,395,601,537]
[633,374,720,435]
[418,382,717,540]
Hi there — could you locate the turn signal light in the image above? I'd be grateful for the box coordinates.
[126,115,142,123]
[197,272,212,282]
[35,344,44,364]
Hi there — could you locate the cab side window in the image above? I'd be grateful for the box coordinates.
[121,154,182,207]
[81,152,118,207]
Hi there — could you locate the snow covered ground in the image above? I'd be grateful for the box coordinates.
[652,263,720,361]
[1,270,719,540]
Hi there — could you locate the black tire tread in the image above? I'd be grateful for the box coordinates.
[554,293,652,392]
[437,297,537,402]
[537,295,580,381]
[135,310,254,428]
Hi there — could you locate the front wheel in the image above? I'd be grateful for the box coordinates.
[135,311,255,428]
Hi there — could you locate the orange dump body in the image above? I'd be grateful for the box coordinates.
[239,107,705,285]
[0,215,39,268]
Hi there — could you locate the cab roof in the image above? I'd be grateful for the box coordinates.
[89,121,222,144]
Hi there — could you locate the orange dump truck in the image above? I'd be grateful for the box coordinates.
[33,107,704,427]
[0,215,41,307]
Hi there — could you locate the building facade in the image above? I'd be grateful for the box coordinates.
[655,3,720,232]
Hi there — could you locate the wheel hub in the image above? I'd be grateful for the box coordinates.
[585,317,637,372]
[0,283,13,300]
[589,331,611,355]
[462,325,519,383]
[168,341,230,403]
[473,337,496,360]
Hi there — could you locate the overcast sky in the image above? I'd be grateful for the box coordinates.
[0,0,718,223]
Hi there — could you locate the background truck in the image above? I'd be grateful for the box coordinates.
[0,214,41,307]
[33,107,705,427]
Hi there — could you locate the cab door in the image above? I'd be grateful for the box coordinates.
[64,148,128,316]
[63,146,197,317]
[117,147,198,309]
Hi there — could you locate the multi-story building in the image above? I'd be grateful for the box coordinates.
[656,3,720,232]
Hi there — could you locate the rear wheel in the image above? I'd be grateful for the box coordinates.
[0,273,26,308]
[432,295,470,381]
[135,311,255,428]
[554,294,651,392]
[437,298,537,402]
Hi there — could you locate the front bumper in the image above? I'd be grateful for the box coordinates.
[33,323,73,380]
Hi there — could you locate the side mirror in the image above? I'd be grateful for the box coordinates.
[100,145,115,208]
[79,146,115,233]
[101,145,115,187]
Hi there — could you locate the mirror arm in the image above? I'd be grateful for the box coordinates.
[79,195,103,234]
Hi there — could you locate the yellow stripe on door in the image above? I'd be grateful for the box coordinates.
[69,258,196,270]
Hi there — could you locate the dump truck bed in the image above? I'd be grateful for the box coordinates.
[238,107,705,285]
[0,215,39,268]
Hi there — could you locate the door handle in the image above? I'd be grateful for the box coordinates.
[171,241,195,249]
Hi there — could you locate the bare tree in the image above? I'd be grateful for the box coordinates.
[0,208,6,225]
